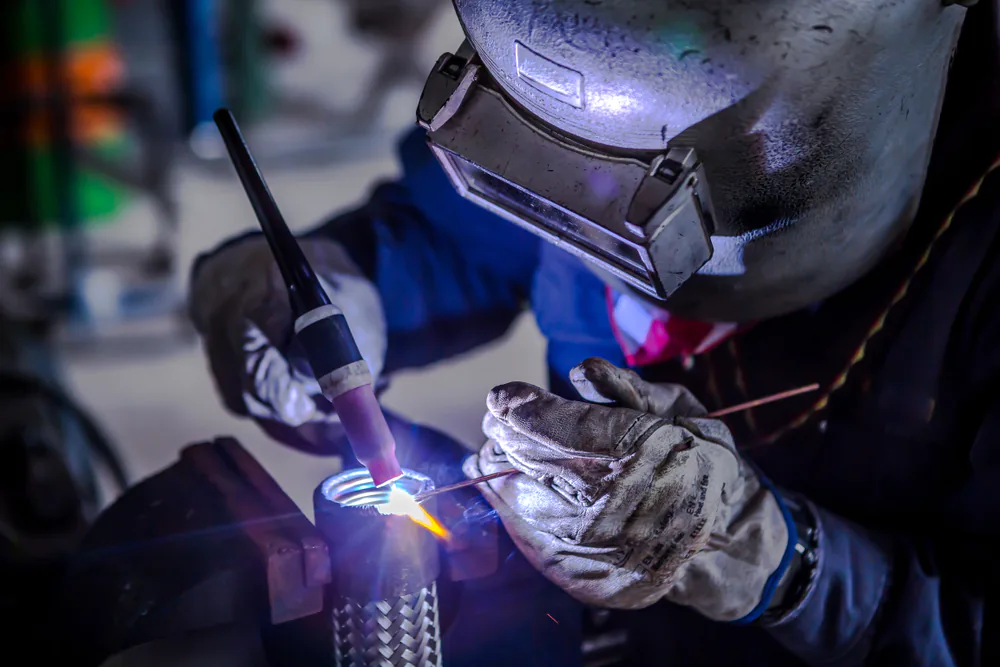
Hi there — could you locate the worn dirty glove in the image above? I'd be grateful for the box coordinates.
[189,234,386,452]
[464,358,790,622]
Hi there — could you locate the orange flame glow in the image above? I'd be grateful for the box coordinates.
[406,503,449,540]
[377,488,450,540]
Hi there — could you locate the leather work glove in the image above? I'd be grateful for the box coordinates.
[189,234,386,452]
[464,358,790,622]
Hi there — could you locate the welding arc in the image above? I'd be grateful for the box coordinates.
[418,382,820,503]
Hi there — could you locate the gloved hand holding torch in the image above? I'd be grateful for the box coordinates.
[464,358,794,622]
[189,234,386,452]
[189,110,400,485]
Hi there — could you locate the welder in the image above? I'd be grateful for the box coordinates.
[189,2,1000,665]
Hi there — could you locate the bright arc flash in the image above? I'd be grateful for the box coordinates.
[377,487,449,540]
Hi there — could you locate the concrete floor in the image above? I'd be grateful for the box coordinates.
[62,2,546,515]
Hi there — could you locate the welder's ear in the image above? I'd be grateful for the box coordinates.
[569,358,706,419]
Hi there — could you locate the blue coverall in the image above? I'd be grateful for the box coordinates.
[296,121,1000,666]
[212,17,1000,664]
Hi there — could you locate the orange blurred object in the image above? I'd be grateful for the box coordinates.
[10,42,125,145]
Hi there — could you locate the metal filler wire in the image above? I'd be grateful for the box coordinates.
[415,382,820,503]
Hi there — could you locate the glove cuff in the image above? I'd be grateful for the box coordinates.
[727,468,798,625]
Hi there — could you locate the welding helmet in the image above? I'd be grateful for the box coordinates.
[417,1,971,321]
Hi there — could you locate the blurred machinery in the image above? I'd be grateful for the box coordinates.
[189,0,448,168]
[330,0,446,129]
[0,0,181,642]
[0,0,189,355]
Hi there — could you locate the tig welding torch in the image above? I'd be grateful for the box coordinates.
[213,109,403,487]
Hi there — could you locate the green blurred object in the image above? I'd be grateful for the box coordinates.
[0,0,129,229]
[0,141,128,228]
[11,0,112,50]
[227,0,271,124]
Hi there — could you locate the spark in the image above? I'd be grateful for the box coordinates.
[377,487,450,540]
[547,613,559,625]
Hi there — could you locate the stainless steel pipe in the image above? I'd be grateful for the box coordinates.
[315,468,442,667]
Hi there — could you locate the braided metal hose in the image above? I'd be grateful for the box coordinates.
[316,468,443,667]
[332,582,442,667]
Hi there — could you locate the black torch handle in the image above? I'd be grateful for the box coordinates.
[212,108,330,316]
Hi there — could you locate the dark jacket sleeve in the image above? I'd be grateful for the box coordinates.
[767,452,998,666]
[311,128,541,373]
[764,163,1000,666]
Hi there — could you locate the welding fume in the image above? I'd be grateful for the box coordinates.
[185,1,1000,666]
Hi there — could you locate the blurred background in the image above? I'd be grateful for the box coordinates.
[0,0,546,533]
